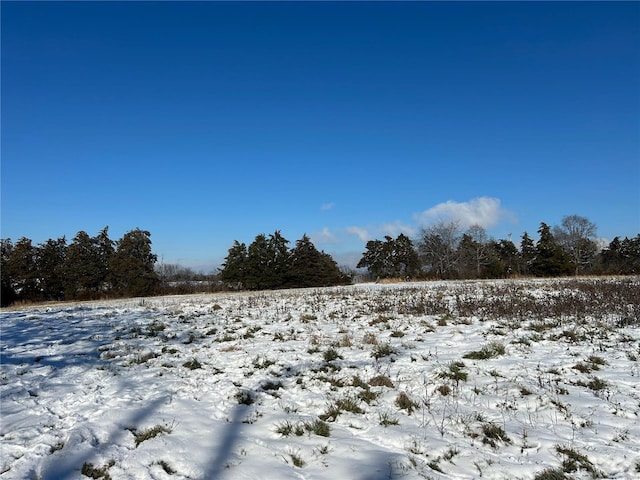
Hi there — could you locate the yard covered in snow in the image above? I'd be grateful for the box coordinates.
[1,277,639,479]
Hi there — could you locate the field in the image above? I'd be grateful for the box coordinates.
[1,277,639,479]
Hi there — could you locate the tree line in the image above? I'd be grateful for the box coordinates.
[219,231,351,290]
[357,215,640,280]
[1,227,159,306]
[2,214,638,307]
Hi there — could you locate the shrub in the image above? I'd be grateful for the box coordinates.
[130,424,172,447]
[481,423,511,448]
[183,359,202,370]
[319,396,364,421]
[363,332,378,345]
[372,343,396,360]
[395,392,419,415]
[305,419,331,437]
[555,445,602,477]
[252,355,275,369]
[438,361,468,385]
[351,375,368,389]
[358,388,379,404]
[235,389,255,405]
[261,380,283,392]
[379,412,399,427]
[323,347,342,363]
[154,460,176,475]
[275,420,294,436]
[81,461,115,479]
[534,468,568,480]
[289,451,305,467]
[437,384,452,396]
[369,375,395,388]
[463,341,506,360]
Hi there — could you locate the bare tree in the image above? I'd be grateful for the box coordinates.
[553,215,598,275]
[458,224,491,278]
[417,221,461,279]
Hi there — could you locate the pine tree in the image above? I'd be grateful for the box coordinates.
[531,223,573,277]
[357,239,385,278]
[357,234,420,279]
[219,240,248,287]
[110,228,159,297]
[289,235,348,287]
[602,235,640,274]
[457,234,480,278]
[65,230,106,298]
[1,239,17,306]
[244,234,272,290]
[37,237,67,300]
[391,234,421,278]
[520,232,536,276]
[267,230,290,288]
[488,239,519,278]
[6,237,39,300]
[95,226,115,289]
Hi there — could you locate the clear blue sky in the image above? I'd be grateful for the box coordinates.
[2,1,639,271]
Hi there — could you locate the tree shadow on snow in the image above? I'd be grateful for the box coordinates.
[39,395,170,480]
[202,402,252,479]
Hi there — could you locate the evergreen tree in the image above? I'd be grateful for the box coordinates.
[357,239,385,278]
[242,231,291,290]
[356,234,420,279]
[520,232,536,276]
[390,234,421,278]
[289,235,349,287]
[37,237,67,300]
[267,230,290,288]
[6,237,39,300]
[1,239,17,306]
[530,223,573,277]
[601,237,621,274]
[488,239,519,278]
[244,233,272,290]
[456,226,490,278]
[602,235,640,274]
[95,226,115,289]
[65,231,105,298]
[219,240,248,286]
[457,234,480,278]
[110,228,159,297]
[619,235,640,274]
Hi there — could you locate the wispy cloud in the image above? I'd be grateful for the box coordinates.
[381,221,416,238]
[346,226,369,242]
[312,227,337,245]
[320,202,335,211]
[415,196,515,230]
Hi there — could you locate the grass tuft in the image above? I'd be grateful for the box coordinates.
[395,392,419,415]
[130,424,172,447]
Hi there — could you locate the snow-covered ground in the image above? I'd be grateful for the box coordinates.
[1,278,639,479]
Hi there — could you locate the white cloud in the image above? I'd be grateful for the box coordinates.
[320,202,335,211]
[312,227,337,245]
[346,226,369,242]
[381,221,416,238]
[415,197,513,230]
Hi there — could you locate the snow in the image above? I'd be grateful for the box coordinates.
[1,279,639,479]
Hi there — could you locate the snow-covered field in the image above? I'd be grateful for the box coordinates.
[2,278,639,480]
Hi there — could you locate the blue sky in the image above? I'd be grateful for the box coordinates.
[2,1,639,271]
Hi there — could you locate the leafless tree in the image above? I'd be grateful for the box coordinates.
[553,214,598,275]
[417,221,461,278]
[459,224,491,277]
